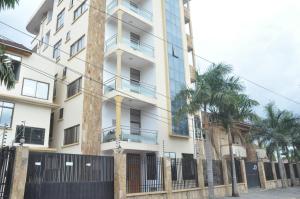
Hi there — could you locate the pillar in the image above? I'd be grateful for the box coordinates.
[116,50,123,90]
[271,161,278,181]
[10,147,29,199]
[257,161,267,189]
[240,159,248,192]
[197,158,205,189]
[114,149,126,199]
[115,96,123,141]
[117,10,124,44]
[163,158,173,199]
[289,163,296,186]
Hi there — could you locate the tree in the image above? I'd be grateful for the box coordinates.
[250,103,294,188]
[0,0,19,10]
[175,63,236,199]
[0,0,19,89]
[0,48,15,89]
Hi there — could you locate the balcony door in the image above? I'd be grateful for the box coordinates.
[130,68,140,93]
[130,32,140,49]
[130,109,141,138]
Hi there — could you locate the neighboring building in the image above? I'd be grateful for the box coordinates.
[0,39,58,148]
[25,0,198,158]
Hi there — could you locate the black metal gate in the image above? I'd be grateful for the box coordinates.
[0,147,16,199]
[245,162,260,188]
[24,152,114,199]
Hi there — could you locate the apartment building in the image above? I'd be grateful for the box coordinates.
[25,0,198,158]
[0,39,58,148]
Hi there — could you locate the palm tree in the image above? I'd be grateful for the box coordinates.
[214,91,258,196]
[0,0,19,10]
[175,63,235,199]
[0,48,15,89]
[0,0,19,89]
[250,103,293,188]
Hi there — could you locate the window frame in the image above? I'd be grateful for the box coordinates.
[67,77,82,98]
[59,108,64,119]
[15,125,45,145]
[0,101,14,128]
[53,39,62,60]
[64,124,80,146]
[56,9,65,31]
[73,0,88,21]
[21,78,50,100]
[70,35,85,57]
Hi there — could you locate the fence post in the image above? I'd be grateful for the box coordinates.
[114,149,126,199]
[271,161,277,181]
[257,161,267,189]
[221,158,229,186]
[289,163,296,186]
[240,159,248,192]
[163,157,173,199]
[9,147,29,199]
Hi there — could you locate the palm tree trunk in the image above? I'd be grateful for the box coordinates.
[227,126,239,197]
[276,143,287,188]
[205,128,214,199]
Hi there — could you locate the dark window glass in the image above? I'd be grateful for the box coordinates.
[59,108,64,119]
[64,125,79,145]
[146,153,157,180]
[182,154,196,180]
[74,1,88,21]
[67,77,82,98]
[56,9,65,30]
[15,126,45,145]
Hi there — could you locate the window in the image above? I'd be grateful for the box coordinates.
[74,1,88,21]
[53,74,58,99]
[64,125,80,145]
[0,101,14,128]
[164,152,176,159]
[15,126,45,145]
[130,32,140,46]
[67,77,82,98]
[130,109,141,135]
[70,0,74,8]
[4,53,21,81]
[58,0,63,6]
[22,79,49,100]
[56,9,65,31]
[53,39,62,60]
[44,31,50,49]
[66,31,71,42]
[59,108,64,119]
[47,10,53,23]
[62,67,67,78]
[182,154,196,180]
[70,35,85,57]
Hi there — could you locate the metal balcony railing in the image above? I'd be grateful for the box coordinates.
[103,77,156,98]
[106,0,153,22]
[104,35,154,58]
[102,126,158,145]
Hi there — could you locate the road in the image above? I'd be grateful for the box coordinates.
[221,187,300,199]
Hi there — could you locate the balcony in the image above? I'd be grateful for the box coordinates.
[256,148,268,159]
[186,34,193,52]
[105,34,155,63]
[102,126,158,145]
[221,144,247,158]
[106,0,153,29]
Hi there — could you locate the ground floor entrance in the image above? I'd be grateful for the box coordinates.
[245,161,261,188]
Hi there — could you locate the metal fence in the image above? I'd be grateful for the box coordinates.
[275,163,281,179]
[171,158,198,190]
[24,152,114,199]
[0,147,15,199]
[213,160,224,185]
[293,164,299,178]
[264,162,274,181]
[284,163,291,179]
[227,160,243,184]
[126,154,164,193]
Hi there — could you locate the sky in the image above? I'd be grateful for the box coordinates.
[0,0,300,117]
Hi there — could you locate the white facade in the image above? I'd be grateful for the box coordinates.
[0,41,58,148]
[25,0,197,158]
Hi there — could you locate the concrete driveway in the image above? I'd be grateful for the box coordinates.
[221,187,300,199]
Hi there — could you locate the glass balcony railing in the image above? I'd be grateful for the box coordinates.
[106,0,153,22]
[103,77,156,98]
[102,126,158,145]
[104,35,154,58]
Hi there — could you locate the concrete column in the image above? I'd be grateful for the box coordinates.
[115,96,123,141]
[163,158,173,199]
[114,149,126,199]
[116,50,123,90]
[257,161,267,189]
[10,147,29,199]
[271,161,278,181]
[240,159,248,190]
[222,158,229,186]
[117,10,124,44]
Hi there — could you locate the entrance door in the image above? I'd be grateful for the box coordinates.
[245,162,261,188]
[127,154,141,193]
